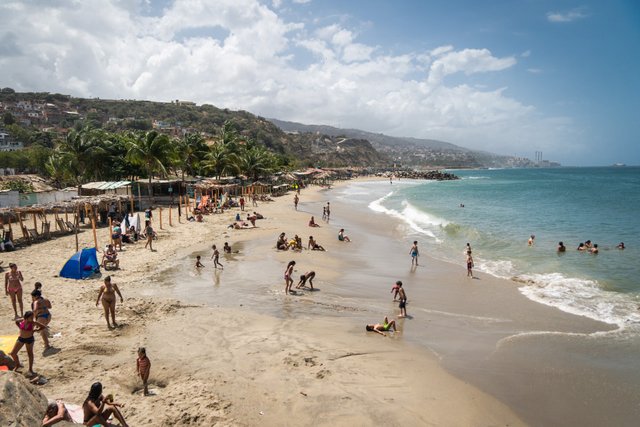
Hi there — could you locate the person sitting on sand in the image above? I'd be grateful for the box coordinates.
[102,244,120,269]
[223,242,232,254]
[365,317,397,336]
[10,311,47,376]
[277,233,288,251]
[308,216,320,227]
[196,212,204,222]
[338,229,351,242]
[617,242,625,250]
[31,289,52,350]
[308,236,325,251]
[96,276,124,329]
[247,213,257,227]
[557,241,566,252]
[42,400,74,426]
[296,271,316,290]
[82,382,129,427]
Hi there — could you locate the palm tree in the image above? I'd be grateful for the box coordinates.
[56,126,106,191]
[125,130,174,199]
[175,133,209,180]
[235,144,275,181]
[203,143,237,180]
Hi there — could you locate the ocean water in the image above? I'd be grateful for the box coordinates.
[335,167,640,330]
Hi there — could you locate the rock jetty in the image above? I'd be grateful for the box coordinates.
[378,170,459,181]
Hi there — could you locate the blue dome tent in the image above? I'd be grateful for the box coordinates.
[59,248,100,279]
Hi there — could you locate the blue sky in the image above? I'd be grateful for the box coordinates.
[1,0,638,165]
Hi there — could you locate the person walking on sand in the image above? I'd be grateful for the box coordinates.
[284,261,296,294]
[294,194,299,210]
[10,311,47,376]
[397,281,408,318]
[211,245,224,269]
[239,196,245,211]
[96,276,124,329]
[136,347,151,396]
[31,289,52,350]
[410,241,419,266]
[144,220,155,251]
[466,250,474,278]
[5,263,24,319]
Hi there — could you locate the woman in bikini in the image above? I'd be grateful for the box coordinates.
[10,310,47,376]
[96,276,124,329]
[5,262,24,319]
[82,382,129,427]
[31,289,52,350]
[284,260,295,294]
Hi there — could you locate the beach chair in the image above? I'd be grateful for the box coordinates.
[28,228,42,242]
[40,222,51,240]
[56,218,69,233]
[65,221,78,233]
[20,225,32,244]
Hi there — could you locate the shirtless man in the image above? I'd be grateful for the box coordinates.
[397,281,408,318]
[211,245,224,269]
[409,241,419,266]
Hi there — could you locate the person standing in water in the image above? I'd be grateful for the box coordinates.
[466,251,474,278]
[397,281,408,318]
[284,261,296,294]
[409,241,419,266]
[210,245,224,269]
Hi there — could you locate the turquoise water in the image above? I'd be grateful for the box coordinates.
[336,167,640,328]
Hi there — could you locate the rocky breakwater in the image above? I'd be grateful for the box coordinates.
[382,170,460,181]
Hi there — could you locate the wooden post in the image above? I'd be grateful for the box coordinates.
[74,205,79,252]
[32,212,37,232]
[17,213,27,239]
[159,207,163,230]
[178,196,182,223]
[130,195,134,214]
[91,207,98,250]
[169,205,173,226]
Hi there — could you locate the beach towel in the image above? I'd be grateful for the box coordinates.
[0,335,18,353]
[127,213,141,233]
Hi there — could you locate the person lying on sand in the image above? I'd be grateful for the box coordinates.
[365,317,397,336]
[42,400,73,426]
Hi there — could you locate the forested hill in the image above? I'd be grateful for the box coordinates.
[0,90,386,168]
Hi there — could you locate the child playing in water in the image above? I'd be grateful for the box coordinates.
[390,281,401,301]
[195,255,205,268]
[136,347,151,396]
[210,245,223,269]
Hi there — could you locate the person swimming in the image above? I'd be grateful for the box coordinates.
[557,242,566,252]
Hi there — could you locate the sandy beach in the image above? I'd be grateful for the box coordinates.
[0,181,526,426]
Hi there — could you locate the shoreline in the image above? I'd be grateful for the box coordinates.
[0,180,525,426]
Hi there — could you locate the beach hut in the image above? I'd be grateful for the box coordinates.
[59,248,100,280]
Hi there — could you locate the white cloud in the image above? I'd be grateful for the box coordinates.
[527,68,543,74]
[0,0,575,158]
[521,50,531,57]
[547,8,588,23]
